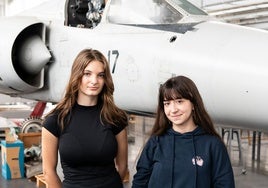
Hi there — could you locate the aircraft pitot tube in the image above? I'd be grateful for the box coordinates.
[0,17,51,94]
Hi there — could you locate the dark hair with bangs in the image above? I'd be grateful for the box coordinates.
[151,75,220,138]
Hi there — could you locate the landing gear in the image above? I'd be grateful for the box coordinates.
[20,101,47,133]
[20,117,43,133]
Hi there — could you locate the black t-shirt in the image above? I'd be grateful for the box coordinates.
[43,103,126,188]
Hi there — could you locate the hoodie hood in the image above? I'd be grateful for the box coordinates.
[167,125,206,137]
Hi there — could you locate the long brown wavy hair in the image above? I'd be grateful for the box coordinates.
[151,75,220,139]
[47,48,127,130]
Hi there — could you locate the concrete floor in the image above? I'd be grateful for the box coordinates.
[1,115,268,188]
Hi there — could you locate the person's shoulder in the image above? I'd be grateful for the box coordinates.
[201,132,221,140]
[42,111,61,129]
[42,112,61,137]
[44,112,58,122]
[196,127,221,141]
[202,134,226,149]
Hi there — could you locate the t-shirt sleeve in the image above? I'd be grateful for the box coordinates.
[111,122,128,135]
[42,114,61,138]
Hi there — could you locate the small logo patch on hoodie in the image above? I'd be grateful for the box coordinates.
[192,156,204,166]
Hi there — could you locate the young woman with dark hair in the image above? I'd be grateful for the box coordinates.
[132,75,235,188]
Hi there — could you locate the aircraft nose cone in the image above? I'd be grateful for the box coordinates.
[18,35,51,74]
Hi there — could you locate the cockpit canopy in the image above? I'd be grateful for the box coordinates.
[107,0,208,24]
[66,0,209,28]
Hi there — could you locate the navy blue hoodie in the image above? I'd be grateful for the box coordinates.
[132,126,235,188]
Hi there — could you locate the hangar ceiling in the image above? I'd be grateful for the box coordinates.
[201,0,268,30]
